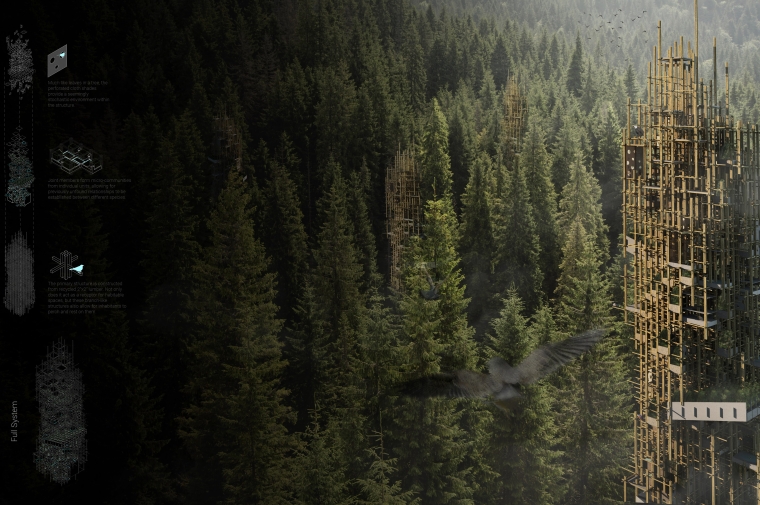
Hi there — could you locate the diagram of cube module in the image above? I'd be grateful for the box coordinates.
[50,139,102,175]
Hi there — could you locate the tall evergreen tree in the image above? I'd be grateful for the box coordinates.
[482,288,561,505]
[492,157,543,310]
[178,169,295,504]
[557,149,609,263]
[491,35,509,90]
[448,84,477,215]
[391,197,477,504]
[566,32,584,97]
[311,161,369,487]
[624,63,639,102]
[553,236,631,505]
[419,98,453,204]
[520,115,560,298]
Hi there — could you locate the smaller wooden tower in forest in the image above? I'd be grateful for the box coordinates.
[386,149,422,291]
[502,74,527,157]
[213,110,242,172]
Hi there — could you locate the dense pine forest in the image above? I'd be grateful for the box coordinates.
[3,0,759,503]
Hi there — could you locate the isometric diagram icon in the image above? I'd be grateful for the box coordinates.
[6,126,34,207]
[34,338,87,484]
[5,26,33,96]
[47,44,67,78]
[50,138,102,175]
[51,251,81,280]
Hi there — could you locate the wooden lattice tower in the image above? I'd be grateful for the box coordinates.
[502,74,527,156]
[386,149,422,291]
[214,110,242,172]
[622,4,760,503]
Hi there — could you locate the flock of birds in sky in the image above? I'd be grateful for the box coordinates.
[577,9,652,62]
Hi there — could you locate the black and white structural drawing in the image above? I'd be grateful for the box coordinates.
[6,126,33,207]
[47,44,67,78]
[5,26,33,96]
[34,339,87,484]
[50,138,102,175]
[4,231,34,315]
[51,251,81,280]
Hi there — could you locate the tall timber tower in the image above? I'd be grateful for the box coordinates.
[622,1,760,503]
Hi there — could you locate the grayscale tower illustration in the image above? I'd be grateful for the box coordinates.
[4,231,34,315]
[34,339,87,484]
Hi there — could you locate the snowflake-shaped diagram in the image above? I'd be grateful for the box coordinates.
[6,26,33,96]
[6,126,34,206]
[50,139,102,175]
[51,251,80,280]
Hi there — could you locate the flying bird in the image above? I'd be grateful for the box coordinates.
[399,328,606,411]
[419,266,443,300]
[69,265,84,274]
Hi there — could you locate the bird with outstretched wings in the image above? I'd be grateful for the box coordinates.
[399,328,606,411]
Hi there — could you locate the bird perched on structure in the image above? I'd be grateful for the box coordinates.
[632,125,645,137]
[399,328,606,411]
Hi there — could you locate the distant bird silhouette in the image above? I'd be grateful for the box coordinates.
[419,266,443,300]
[69,265,84,274]
[399,329,606,411]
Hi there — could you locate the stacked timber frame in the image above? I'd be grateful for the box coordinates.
[623,15,760,504]
[386,149,422,291]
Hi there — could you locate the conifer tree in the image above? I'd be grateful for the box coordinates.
[403,20,427,115]
[391,197,479,504]
[491,35,509,89]
[293,409,353,505]
[178,169,295,504]
[492,157,543,310]
[520,115,560,298]
[553,236,631,504]
[459,151,496,337]
[311,160,369,486]
[315,62,358,169]
[358,431,419,505]
[448,85,477,214]
[557,149,609,262]
[624,63,639,102]
[261,147,309,317]
[347,163,382,292]
[419,98,453,203]
[566,32,584,97]
[482,288,561,505]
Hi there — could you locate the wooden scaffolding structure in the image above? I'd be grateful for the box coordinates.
[622,4,760,503]
[214,110,242,172]
[502,74,527,156]
[386,149,422,291]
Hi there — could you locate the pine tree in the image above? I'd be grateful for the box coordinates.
[491,35,509,90]
[358,430,419,505]
[459,151,496,338]
[557,148,609,262]
[566,32,584,97]
[624,63,639,102]
[311,160,369,487]
[391,197,479,504]
[403,20,427,115]
[293,409,353,505]
[261,147,309,317]
[347,163,382,292]
[520,115,560,299]
[448,84,477,215]
[178,168,295,504]
[492,157,543,310]
[553,236,631,504]
[482,288,561,505]
[315,62,357,169]
[419,98,453,204]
